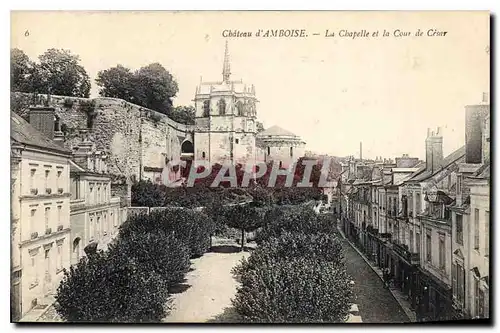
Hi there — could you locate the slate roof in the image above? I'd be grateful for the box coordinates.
[406,145,466,182]
[10,112,71,154]
[258,125,299,138]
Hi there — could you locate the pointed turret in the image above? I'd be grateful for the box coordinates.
[222,40,231,82]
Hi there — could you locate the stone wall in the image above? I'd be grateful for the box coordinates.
[12,92,194,185]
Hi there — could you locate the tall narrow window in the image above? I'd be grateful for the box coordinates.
[57,170,62,190]
[44,249,51,274]
[474,208,480,251]
[474,278,480,317]
[202,152,206,159]
[416,193,421,214]
[267,146,270,155]
[30,209,36,234]
[218,98,226,115]
[485,211,489,257]
[57,206,62,227]
[44,207,50,231]
[57,244,63,271]
[439,233,445,270]
[203,100,210,117]
[290,147,293,157]
[415,232,421,255]
[409,230,414,252]
[456,214,463,245]
[30,169,36,190]
[31,253,38,286]
[89,216,94,240]
[426,231,432,263]
[96,216,101,239]
[45,170,50,191]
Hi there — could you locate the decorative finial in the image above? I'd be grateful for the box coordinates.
[222,40,231,83]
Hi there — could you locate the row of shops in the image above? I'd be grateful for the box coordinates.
[340,217,454,322]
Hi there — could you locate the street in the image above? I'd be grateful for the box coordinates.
[339,235,410,323]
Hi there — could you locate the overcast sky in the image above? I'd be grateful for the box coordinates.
[11,11,490,160]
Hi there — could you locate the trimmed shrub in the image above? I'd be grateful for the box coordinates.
[119,208,213,257]
[232,256,353,323]
[255,205,334,244]
[55,250,171,322]
[110,231,190,287]
[223,204,263,250]
[234,231,345,279]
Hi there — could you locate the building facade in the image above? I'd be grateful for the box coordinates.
[11,110,73,320]
[69,139,124,264]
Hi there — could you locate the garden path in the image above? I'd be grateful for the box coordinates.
[163,242,250,323]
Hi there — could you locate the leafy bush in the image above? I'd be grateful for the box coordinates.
[119,208,213,258]
[110,230,190,287]
[255,205,334,243]
[55,250,171,322]
[232,256,353,323]
[131,180,167,207]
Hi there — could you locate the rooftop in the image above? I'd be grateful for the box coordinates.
[11,112,71,155]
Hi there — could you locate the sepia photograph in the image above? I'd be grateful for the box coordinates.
[9,10,491,324]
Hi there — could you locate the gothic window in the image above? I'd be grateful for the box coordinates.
[203,100,210,117]
[218,98,226,115]
[236,101,244,116]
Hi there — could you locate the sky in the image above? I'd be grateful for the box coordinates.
[11,11,490,160]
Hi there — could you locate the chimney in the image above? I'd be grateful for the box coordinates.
[72,130,94,170]
[29,106,56,140]
[465,103,489,164]
[425,127,443,173]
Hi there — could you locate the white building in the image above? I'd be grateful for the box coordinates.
[11,110,73,320]
[69,139,124,263]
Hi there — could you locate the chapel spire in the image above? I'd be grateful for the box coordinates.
[222,40,231,83]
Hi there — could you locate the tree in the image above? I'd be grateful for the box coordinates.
[168,105,195,125]
[95,65,135,101]
[11,48,34,92]
[131,180,166,207]
[37,48,91,97]
[224,204,263,251]
[133,63,178,113]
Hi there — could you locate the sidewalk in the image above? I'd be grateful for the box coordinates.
[336,226,417,323]
[19,295,57,322]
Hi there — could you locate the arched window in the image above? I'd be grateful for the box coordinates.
[181,140,194,154]
[203,100,210,117]
[218,98,226,115]
[236,101,244,116]
[290,147,293,157]
[202,152,206,159]
[73,238,81,262]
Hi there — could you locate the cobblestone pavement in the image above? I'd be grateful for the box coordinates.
[340,235,410,323]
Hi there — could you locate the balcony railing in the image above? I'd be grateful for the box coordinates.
[393,242,420,264]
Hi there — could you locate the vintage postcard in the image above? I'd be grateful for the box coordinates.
[10,11,490,324]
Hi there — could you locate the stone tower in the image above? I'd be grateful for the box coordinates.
[194,41,258,166]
